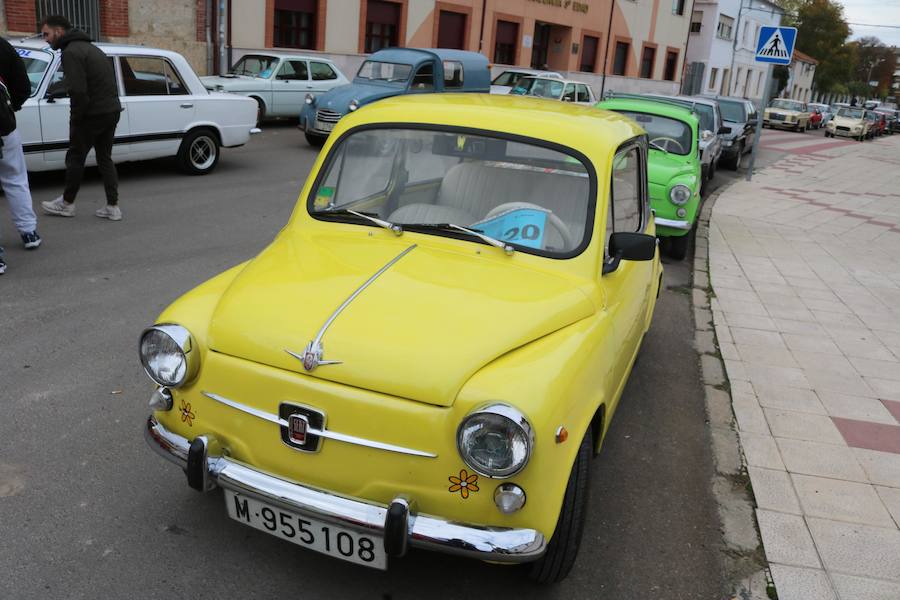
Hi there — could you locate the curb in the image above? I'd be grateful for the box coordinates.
[691,185,776,600]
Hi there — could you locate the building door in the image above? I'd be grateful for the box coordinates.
[531,22,551,69]
[494,20,518,64]
[437,10,466,49]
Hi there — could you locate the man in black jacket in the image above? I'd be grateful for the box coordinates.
[0,35,41,275]
[39,15,123,221]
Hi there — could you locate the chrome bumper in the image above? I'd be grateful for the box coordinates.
[144,416,546,563]
[654,217,692,230]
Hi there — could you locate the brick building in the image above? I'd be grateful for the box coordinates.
[0,0,211,74]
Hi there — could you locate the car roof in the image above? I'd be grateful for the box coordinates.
[596,97,699,127]
[496,69,563,78]
[699,94,750,105]
[367,47,489,67]
[519,76,591,86]
[238,52,336,63]
[338,94,645,158]
[14,38,187,61]
[649,93,718,109]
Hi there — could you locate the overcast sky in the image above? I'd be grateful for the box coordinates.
[838,0,900,46]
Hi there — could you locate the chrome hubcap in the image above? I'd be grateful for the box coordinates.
[190,136,216,170]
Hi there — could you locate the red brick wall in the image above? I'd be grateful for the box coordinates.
[100,0,129,37]
[196,0,207,42]
[5,0,37,33]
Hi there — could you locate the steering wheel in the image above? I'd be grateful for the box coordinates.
[483,202,576,250]
[650,136,686,154]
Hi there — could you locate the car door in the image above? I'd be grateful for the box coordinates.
[562,83,577,103]
[118,55,194,160]
[602,141,654,412]
[409,62,436,93]
[309,61,341,99]
[271,59,310,116]
[37,55,129,166]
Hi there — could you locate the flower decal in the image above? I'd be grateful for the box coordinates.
[448,469,479,499]
[180,399,195,427]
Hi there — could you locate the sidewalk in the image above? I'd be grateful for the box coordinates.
[708,134,900,599]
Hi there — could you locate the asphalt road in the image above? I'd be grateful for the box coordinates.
[0,122,787,599]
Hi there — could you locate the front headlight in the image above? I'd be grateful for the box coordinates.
[348,99,359,112]
[669,184,692,206]
[305,93,315,105]
[457,404,534,478]
[139,324,199,388]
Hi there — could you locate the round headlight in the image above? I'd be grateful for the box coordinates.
[139,324,199,388]
[305,93,315,105]
[348,99,359,112]
[457,404,534,478]
[669,184,692,206]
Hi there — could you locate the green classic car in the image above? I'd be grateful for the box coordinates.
[595,96,701,259]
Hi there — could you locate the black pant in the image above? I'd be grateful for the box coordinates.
[63,111,120,205]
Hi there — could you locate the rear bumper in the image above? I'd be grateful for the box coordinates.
[144,416,546,563]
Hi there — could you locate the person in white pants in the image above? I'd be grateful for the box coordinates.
[0,34,41,275]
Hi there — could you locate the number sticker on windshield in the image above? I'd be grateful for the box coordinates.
[473,208,547,250]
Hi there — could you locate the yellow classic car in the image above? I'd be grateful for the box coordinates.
[139,94,662,583]
[763,98,811,131]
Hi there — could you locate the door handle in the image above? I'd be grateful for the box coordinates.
[180,103,194,108]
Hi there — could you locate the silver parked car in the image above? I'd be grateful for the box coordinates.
[648,94,726,189]
[201,53,349,124]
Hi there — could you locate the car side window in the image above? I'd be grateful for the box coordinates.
[563,83,576,102]
[120,56,188,96]
[411,63,434,90]
[576,84,590,103]
[278,60,309,81]
[606,146,643,252]
[310,62,337,81]
[46,63,66,97]
[443,61,464,89]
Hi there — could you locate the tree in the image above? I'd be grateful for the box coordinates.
[848,37,897,98]
[789,0,853,93]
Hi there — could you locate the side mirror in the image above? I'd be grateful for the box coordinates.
[717,125,730,135]
[701,130,714,141]
[603,232,657,275]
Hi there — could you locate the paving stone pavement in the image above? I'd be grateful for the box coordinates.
[708,134,900,599]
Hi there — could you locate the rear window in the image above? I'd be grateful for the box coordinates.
[615,111,693,155]
[717,100,747,122]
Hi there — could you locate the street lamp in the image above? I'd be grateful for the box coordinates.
[867,57,884,99]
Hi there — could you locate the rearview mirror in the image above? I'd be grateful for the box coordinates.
[603,232,657,274]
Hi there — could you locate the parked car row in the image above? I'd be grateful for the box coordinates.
[824,106,895,141]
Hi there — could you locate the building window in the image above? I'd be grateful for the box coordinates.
[664,51,678,81]
[437,10,466,50]
[613,41,629,76]
[690,11,703,33]
[273,0,317,49]
[672,0,686,16]
[640,46,656,79]
[494,20,518,65]
[734,67,742,92]
[365,0,401,53]
[709,67,718,89]
[720,68,730,95]
[580,35,599,72]
[717,15,734,40]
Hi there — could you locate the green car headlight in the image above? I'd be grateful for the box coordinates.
[669,184,692,206]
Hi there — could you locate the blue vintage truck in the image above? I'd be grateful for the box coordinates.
[300,48,490,146]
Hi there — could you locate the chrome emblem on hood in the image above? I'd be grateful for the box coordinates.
[287,244,417,372]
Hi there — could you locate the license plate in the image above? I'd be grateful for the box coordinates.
[315,120,335,132]
[225,490,386,569]
[771,113,785,121]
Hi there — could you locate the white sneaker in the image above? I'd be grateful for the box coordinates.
[41,196,75,217]
[95,205,122,221]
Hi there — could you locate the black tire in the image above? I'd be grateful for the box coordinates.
[667,233,689,260]
[253,97,266,127]
[528,430,592,584]
[305,132,326,147]
[726,143,744,170]
[177,128,220,175]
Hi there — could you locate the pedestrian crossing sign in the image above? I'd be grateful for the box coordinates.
[755,26,797,65]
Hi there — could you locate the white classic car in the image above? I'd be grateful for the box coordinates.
[489,68,562,94]
[200,53,349,123]
[508,76,596,105]
[14,41,258,175]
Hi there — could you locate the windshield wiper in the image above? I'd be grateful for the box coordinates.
[324,209,403,236]
[649,141,670,154]
[404,223,514,255]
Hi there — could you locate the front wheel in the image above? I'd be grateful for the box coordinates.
[305,132,326,147]
[528,430,592,584]
[177,129,220,175]
[667,234,689,260]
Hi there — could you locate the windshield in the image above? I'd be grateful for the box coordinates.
[717,100,746,122]
[15,47,52,96]
[309,128,593,255]
[770,99,804,111]
[510,78,565,99]
[838,107,864,119]
[356,61,413,83]
[232,55,278,78]
[614,111,693,156]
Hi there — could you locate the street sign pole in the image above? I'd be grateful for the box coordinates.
[745,63,772,182]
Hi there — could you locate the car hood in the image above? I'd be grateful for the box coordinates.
[200,75,266,91]
[317,81,404,113]
[831,115,864,126]
[206,232,594,407]
[765,107,804,116]
[648,150,697,186]
[720,121,747,140]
